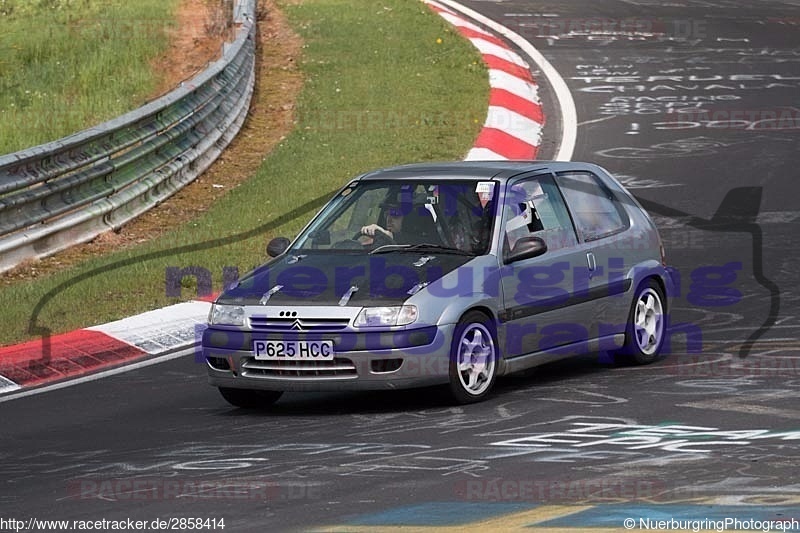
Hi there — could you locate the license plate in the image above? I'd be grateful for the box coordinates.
[253,340,335,361]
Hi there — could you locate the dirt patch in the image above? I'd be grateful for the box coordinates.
[150,0,231,98]
[1,0,303,286]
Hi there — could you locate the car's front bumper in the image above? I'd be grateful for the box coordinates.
[203,324,456,391]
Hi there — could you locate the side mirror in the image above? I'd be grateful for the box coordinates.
[266,237,290,258]
[506,236,547,263]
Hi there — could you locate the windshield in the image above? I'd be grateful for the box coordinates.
[292,179,497,255]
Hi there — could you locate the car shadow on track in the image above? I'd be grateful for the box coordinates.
[212,352,625,415]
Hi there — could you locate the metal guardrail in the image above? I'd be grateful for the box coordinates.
[0,0,257,273]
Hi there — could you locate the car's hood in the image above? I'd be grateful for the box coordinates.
[218,252,476,307]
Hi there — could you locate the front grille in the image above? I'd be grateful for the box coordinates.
[241,357,357,379]
[371,358,403,373]
[206,356,231,371]
[248,317,350,332]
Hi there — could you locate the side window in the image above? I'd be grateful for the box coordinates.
[300,187,385,249]
[437,183,493,254]
[331,188,384,237]
[555,171,628,241]
[503,174,577,255]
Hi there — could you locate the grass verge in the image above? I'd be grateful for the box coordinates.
[0,0,178,155]
[0,0,488,346]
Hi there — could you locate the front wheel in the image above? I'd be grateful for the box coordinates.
[448,311,498,404]
[617,279,667,364]
[218,387,283,408]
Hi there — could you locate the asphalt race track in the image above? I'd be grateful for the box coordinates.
[2,1,800,531]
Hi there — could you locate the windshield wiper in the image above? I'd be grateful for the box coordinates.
[370,243,475,256]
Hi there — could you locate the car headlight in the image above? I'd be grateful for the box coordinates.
[354,305,417,328]
[208,304,245,326]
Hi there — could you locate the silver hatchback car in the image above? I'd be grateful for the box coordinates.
[203,161,674,405]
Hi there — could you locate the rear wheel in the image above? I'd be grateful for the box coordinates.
[448,311,498,404]
[218,387,283,408]
[617,279,666,364]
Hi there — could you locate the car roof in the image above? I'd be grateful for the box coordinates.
[355,160,603,184]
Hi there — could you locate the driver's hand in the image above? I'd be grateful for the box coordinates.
[361,224,388,237]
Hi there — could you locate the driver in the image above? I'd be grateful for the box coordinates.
[358,190,440,246]
[359,192,409,244]
[360,203,404,242]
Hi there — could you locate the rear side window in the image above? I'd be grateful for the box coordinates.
[555,171,628,241]
[503,174,577,254]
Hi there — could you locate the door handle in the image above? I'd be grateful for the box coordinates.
[586,252,597,277]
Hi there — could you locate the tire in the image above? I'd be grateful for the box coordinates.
[448,311,498,404]
[218,387,283,408]
[617,279,667,364]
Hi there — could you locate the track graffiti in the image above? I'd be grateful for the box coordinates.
[489,419,800,457]
[595,136,762,158]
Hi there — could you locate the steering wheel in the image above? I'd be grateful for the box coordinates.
[353,229,394,247]
[333,229,394,249]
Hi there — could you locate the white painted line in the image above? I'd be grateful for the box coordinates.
[436,11,495,37]
[469,39,530,69]
[577,115,616,127]
[484,106,543,147]
[488,69,540,103]
[425,0,457,16]
[436,0,577,161]
[0,347,195,403]
[465,147,508,161]
[0,374,20,394]
[615,354,734,372]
